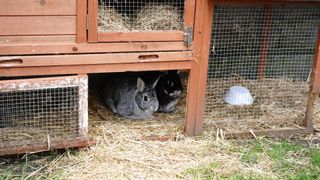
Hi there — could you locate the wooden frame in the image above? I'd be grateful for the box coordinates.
[0,75,91,156]
[194,0,320,137]
[87,0,196,43]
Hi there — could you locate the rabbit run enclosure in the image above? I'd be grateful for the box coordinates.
[201,1,320,136]
[0,75,92,156]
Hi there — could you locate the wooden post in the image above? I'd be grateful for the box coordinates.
[257,5,272,80]
[76,0,87,43]
[192,0,214,135]
[305,27,320,130]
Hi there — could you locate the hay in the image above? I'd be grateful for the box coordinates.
[98,6,131,32]
[134,5,183,31]
[204,77,315,133]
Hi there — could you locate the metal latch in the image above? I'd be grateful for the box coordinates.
[184,26,193,47]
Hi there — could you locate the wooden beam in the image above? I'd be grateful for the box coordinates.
[0,42,190,55]
[77,0,87,43]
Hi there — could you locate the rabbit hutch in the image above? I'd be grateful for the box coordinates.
[0,0,198,156]
[193,0,320,138]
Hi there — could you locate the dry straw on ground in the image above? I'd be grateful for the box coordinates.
[204,77,320,133]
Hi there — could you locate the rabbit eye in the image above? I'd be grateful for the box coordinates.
[144,95,149,102]
[168,81,174,87]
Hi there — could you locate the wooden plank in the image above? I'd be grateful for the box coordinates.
[0,137,95,156]
[0,0,76,16]
[77,0,87,43]
[193,0,214,135]
[311,28,320,93]
[184,61,200,136]
[0,52,193,67]
[0,36,76,45]
[184,0,196,27]
[0,42,190,55]
[0,16,76,36]
[0,61,192,77]
[257,6,272,80]
[97,31,184,42]
[224,128,314,139]
[88,0,98,43]
[213,0,320,6]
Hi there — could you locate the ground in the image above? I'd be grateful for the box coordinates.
[0,92,319,179]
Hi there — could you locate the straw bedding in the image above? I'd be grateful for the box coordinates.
[204,77,320,133]
[98,4,183,32]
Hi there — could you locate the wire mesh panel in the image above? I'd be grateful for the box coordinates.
[0,75,88,152]
[205,4,320,133]
[98,0,185,32]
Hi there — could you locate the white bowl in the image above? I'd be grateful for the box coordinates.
[224,86,254,106]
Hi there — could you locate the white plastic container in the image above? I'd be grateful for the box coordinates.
[224,86,254,106]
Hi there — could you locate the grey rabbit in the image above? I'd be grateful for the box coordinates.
[101,73,160,120]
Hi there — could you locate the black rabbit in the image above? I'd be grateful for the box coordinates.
[101,73,160,120]
[142,70,183,113]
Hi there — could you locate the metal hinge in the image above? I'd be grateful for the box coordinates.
[184,26,193,47]
[86,14,88,30]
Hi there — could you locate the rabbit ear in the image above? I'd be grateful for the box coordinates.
[151,75,161,89]
[137,77,145,92]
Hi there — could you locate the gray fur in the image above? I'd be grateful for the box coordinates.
[101,74,159,120]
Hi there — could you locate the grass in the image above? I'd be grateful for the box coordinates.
[183,138,320,179]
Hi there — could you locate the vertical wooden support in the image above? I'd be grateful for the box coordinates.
[76,0,87,43]
[257,5,272,80]
[184,0,196,28]
[190,0,214,135]
[88,0,98,43]
[185,61,199,136]
[305,27,320,130]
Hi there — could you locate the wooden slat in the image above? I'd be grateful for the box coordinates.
[0,137,95,156]
[0,42,190,55]
[184,0,196,27]
[97,31,184,42]
[0,61,192,77]
[213,0,320,6]
[77,0,87,43]
[0,52,193,67]
[311,28,320,93]
[0,0,76,16]
[0,36,76,45]
[88,0,98,43]
[0,16,76,36]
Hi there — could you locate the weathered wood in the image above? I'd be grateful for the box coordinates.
[0,0,76,16]
[0,16,76,36]
[0,61,192,77]
[97,32,184,42]
[0,137,95,156]
[0,52,192,67]
[77,0,87,43]
[0,36,76,45]
[0,42,190,55]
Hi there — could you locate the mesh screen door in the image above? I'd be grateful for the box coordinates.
[204,4,320,133]
[0,75,88,155]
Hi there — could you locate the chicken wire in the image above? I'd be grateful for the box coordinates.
[98,0,185,32]
[0,76,88,150]
[205,5,320,132]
